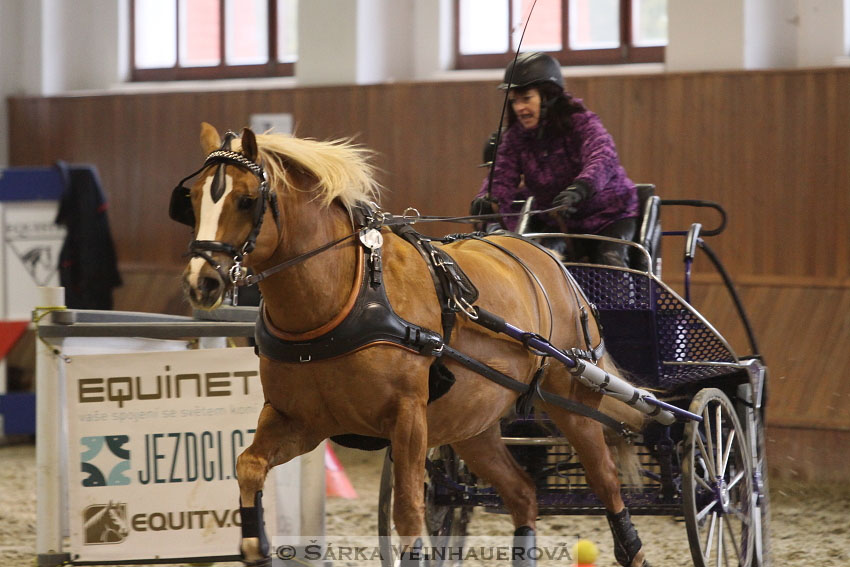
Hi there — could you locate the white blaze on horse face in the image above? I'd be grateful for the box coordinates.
[187,172,234,287]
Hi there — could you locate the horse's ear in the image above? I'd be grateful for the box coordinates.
[241,127,259,163]
[200,122,221,155]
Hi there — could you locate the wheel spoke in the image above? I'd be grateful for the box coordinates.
[697,499,718,523]
[726,469,745,490]
[714,405,723,480]
[703,408,717,473]
[703,512,717,559]
[716,515,724,567]
[696,427,716,476]
[721,429,736,475]
[696,474,713,492]
[723,515,742,565]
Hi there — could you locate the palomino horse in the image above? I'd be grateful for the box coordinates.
[175,123,652,567]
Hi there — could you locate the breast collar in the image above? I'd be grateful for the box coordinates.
[254,229,444,364]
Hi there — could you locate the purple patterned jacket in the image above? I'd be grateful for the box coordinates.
[477,101,638,234]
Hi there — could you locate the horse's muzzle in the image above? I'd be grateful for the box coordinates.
[183,262,228,310]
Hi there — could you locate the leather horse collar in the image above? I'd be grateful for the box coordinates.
[255,224,444,364]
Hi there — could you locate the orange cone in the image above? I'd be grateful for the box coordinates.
[325,444,358,499]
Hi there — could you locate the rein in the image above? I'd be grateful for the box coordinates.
[236,230,360,286]
[174,135,570,293]
[230,204,570,288]
[198,203,572,290]
[376,204,572,227]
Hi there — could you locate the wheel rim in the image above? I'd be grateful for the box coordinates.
[377,449,396,567]
[683,389,755,567]
[377,446,472,567]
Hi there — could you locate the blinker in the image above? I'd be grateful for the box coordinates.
[172,131,281,298]
[168,135,270,229]
[169,184,195,227]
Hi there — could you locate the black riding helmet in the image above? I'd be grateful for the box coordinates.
[499,52,564,91]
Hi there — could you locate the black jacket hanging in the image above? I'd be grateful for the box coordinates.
[54,161,122,309]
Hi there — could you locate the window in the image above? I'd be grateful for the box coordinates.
[455,0,666,70]
[131,0,297,81]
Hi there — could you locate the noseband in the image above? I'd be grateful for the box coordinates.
[171,133,281,287]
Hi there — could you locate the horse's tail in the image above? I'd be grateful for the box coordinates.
[603,425,644,488]
[597,357,646,489]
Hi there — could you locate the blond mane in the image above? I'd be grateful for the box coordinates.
[231,133,382,210]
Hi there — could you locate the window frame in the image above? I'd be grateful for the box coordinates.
[454,0,664,70]
[130,0,295,82]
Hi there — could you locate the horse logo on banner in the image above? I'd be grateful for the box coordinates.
[83,502,130,545]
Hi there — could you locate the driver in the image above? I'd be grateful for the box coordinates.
[470,52,639,267]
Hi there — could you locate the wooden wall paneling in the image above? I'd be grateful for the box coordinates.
[795,73,825,278]
[781,73,814,279]
[689,281,850,431]
[7,68,850,283]
[7,69,850,473]
[767,426,850,483]
[127,94,156,266]
[825,72,850,282]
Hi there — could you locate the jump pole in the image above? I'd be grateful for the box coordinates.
[35,286,69,567]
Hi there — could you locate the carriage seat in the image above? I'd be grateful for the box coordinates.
[631,184,661,274]
[514,183,662,274]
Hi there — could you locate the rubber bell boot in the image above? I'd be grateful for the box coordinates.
[513,526,537,567]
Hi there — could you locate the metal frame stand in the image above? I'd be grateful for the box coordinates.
[34,288,322,566]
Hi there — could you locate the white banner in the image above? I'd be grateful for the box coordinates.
[1,201,65,319]
[65,347,275,562]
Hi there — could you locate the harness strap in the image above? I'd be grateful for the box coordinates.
[393,224,469,343]
[439,345,633,438]
[473,231,606,362]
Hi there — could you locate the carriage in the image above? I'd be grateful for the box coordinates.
[376,193,770,567]
[173,125,768,567]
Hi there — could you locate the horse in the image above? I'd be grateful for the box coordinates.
[174,122,652,567]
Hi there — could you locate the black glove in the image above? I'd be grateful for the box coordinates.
[469,196,498,217]
[553,181,592,215]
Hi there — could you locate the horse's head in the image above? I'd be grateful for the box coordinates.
[171,122,281,309]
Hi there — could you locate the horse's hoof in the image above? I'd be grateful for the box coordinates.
[513,526,537,567]
[628,549,649,567]
[398,537,425,567]
[607,508,649,567]
[240,536,271,567]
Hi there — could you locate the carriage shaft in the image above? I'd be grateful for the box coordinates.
[496,319,695,424]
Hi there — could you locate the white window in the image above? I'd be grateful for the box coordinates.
[456,0,667,69]
[131,0,298,81]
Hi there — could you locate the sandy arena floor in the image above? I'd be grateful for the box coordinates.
[2,442,848,566]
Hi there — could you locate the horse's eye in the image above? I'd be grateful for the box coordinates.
[237,196,255,211]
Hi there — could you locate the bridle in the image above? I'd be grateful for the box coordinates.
[170,132,281,287]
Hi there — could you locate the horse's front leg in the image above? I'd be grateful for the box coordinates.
[452,424,539,567]
[390,397,429,567]
[236,403,324,566]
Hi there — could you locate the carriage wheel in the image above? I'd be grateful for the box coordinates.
[737,382,771,566]
[683,388,755,567]
[750,413,771,566]
[378,446,472,567]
